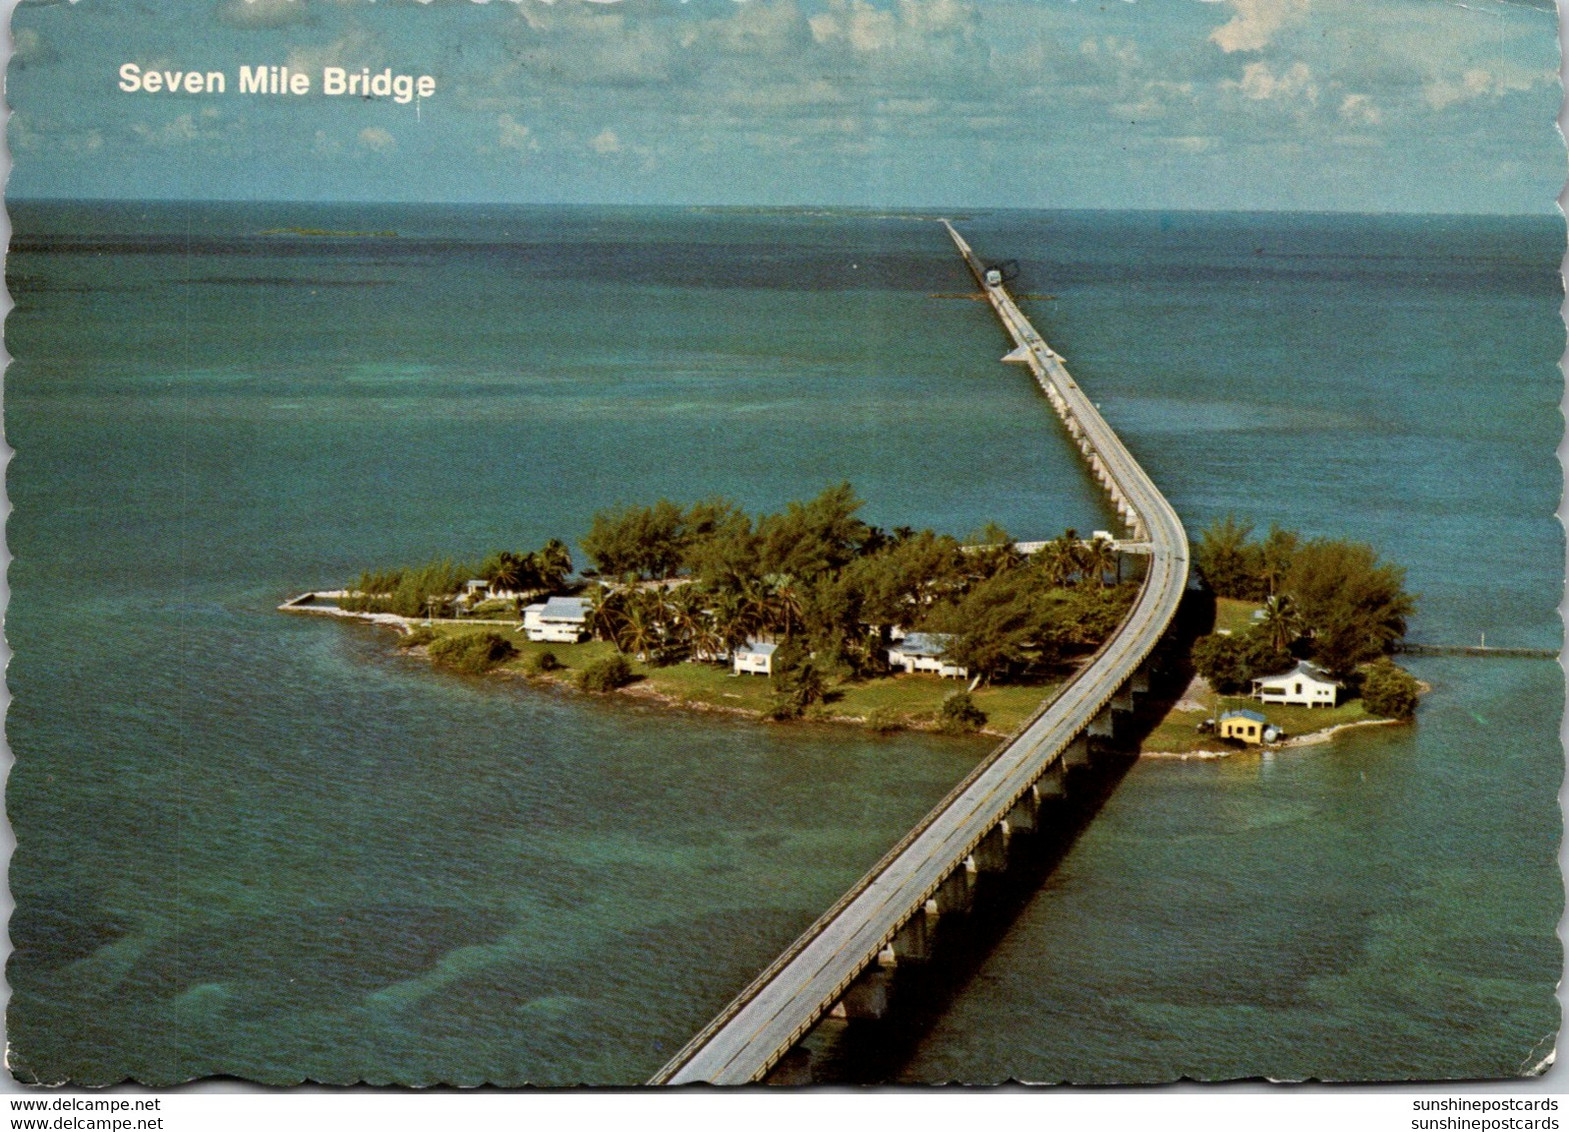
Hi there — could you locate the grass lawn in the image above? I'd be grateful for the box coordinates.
[405,622,1060,736]
[1139,693,1379,754]
[1213,596,1263,635]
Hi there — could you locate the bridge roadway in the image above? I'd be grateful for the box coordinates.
[649,222,1189,1086]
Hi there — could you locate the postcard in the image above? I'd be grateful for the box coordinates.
[4,0,1563,1089]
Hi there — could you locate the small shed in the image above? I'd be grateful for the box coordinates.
[1219,709,1269,744]
[733,640,777,676]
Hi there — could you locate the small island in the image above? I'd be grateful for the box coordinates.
[286,493,1422,752]
[1138,516,1421,756]
[296,483,1143,738]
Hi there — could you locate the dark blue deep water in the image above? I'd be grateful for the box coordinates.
[5,202,1561,1084]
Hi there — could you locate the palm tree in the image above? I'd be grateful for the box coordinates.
[711,589,757,658]
[585,584,625,643]
[671,584,732,661]
[537,538,574,592]
[1081,536,1120,588]
[1039,531,1083,587]
[1260,593,1302,654]
[615,591,662,663]
[490,552,525,595]
[762,573,804,637]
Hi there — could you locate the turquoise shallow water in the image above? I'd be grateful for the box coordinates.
[4,203,1562,1084]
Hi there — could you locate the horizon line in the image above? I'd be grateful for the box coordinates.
[7,194,1565,221]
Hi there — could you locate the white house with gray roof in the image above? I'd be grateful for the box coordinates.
[521,596,590,643]
[733,640,777,676]
[887,632,968,679]
[1252,660,1341,708]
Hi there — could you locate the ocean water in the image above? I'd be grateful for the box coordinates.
[4,202,1561,1085]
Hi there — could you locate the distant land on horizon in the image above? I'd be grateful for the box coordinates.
[8,196,1564,221]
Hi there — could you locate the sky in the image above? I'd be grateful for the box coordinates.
[5,0,1565,212]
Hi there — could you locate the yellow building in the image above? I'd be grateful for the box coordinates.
[1219,709,1269,744]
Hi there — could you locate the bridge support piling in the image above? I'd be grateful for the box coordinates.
[1063,733,1091,769]
[933,856,978,915]
[974,822,1011,874]
[1112,683,1135,713]
[765,1047,814,1086]
[841,968,893,1021]
[891,906,936,963]
[1131,666,1150,694]
[1088,708,1114,738]
[1006,786,1040,834]
[1038,762,1068,797]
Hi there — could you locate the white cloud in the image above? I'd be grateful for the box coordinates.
[1423,65,1553,110]
[1338,93,1382,125]
[498,113,538,152]
[588,128,622,154]
[219,0,310,29]
[1225,60,1318,104]
[131,113,216,146]
[358,126,396,153]
[286,29,385,78]
[1208,0,1309,53]
[1160,135,1219,153]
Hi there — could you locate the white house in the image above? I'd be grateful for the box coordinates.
[733,640,777,676]
[887,632,968,679]
[1252,660,1341,708]
[521,596,590,643]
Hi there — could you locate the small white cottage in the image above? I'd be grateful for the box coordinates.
[1252,660,1341,708]
[733,640,777,676]
[887,632,968,680]
[521,596,590,643]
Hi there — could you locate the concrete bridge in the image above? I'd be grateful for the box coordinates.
[648,221,1190,1086]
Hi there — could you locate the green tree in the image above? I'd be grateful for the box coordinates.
[682,499,757,588]
[1284,538,1415,677]
[487,551,527,594]
[1195,515,1263,599]
[584,584,626,642]
[1360,659,1420,721]
[614,590,664,662]
[1081,535,1120,588]
[756,482,868,580]
[1259,593,1302,654]
[926,570,1046,685]
[760,573,805,638]
[766,639,826,718]
[936,691,987,735]
[1190,628,1291,693]
[582,499,687,579]
[963,522,1023,581]
[1191,633,1253,693]
[1259,525,1299,597]
[1047,583,1136,647]
[578,654,636,693]
[536,539,574,591]
[1037,530,1084,587]
[428,631,517,675]
[844,530,965,626]
[709,588,759,658]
